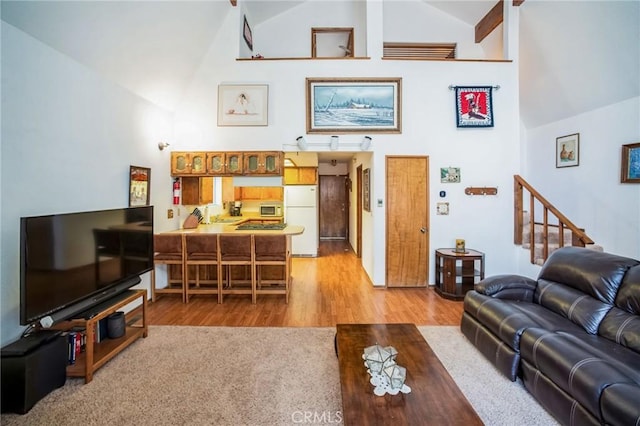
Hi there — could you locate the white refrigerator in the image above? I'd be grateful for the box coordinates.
[285,185,318,257]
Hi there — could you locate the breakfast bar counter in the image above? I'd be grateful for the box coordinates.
[153,219,303,304]
[163,223,304,235]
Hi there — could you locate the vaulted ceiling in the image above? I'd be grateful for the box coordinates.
[2,1,638,129]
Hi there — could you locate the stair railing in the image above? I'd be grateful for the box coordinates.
[514,175,595,264]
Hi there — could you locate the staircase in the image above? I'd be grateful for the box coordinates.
[514,175,602,265]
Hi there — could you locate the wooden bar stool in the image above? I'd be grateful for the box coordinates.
[219,234,255,303]
[151,234,185,303]
[254,234,291,303]
[184,234,221,303]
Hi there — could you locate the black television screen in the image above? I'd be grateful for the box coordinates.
[20,206,153,326]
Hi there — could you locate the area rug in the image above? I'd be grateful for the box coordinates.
[1,326,558,425]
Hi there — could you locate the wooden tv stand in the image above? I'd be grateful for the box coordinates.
[52,289,148,383]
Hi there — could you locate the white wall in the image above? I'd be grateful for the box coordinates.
[523,97,640,260]
[174,3,521,287]
[253,1,367,58]
[0,23,175,345]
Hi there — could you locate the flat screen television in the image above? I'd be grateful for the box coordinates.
[20,206,154,326]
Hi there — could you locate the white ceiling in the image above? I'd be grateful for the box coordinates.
[2,0,638,144]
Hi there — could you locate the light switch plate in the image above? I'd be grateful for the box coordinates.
[377,199,383,207]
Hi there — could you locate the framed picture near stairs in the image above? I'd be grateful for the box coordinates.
[556,133,580,168]
[621,142,640,183]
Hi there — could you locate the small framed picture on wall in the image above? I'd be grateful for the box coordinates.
[129,165,150,207]
[363,168,371,212]
[556,133,580,168]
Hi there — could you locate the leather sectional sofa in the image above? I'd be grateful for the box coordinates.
[461,247,640,426]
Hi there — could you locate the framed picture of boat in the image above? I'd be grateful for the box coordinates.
[306,78,402,133]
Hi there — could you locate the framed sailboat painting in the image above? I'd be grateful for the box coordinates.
[306,78,402,134]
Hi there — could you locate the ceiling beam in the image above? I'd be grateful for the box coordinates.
[475,0,525,43]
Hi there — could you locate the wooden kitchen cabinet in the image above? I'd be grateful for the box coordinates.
[206,152,243,175]
[172,151,283,177]
[284,167,318,184]
[181,176,213,205]
[244,152,283,175]
[171,152,207,175]
[225,152,244,175]
[234,186,284,201]
[206,152,226,174]
[221,177,235,203]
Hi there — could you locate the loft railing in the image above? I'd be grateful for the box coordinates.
[514,175,595,264]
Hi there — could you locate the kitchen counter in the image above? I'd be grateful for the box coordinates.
[165,222,304,235]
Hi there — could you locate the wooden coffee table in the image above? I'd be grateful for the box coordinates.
[335,323,483,425]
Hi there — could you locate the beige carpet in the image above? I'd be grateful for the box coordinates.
[1,326,558,425]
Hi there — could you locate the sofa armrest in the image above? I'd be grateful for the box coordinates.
[475,274,538,301]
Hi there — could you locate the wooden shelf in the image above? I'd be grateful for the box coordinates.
[53,289,148,383]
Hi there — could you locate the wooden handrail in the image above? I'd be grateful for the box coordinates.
[514,175,595,264]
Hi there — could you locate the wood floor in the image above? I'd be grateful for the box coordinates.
[146,240,464,327]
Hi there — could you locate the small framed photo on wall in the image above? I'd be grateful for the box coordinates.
[363,168,371,212]
[556,133,580,168]
[129,165,150,207]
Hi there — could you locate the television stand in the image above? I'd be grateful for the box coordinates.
[52,289,148,383]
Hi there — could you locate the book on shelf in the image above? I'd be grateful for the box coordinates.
[93,318,108,343]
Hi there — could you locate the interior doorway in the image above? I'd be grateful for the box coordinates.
[385,156,429,287]
[319,175,348,240]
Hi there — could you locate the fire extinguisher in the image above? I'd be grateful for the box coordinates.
[173,178,180,205]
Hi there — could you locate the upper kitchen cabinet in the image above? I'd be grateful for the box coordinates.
[181,176,213,205]
[171,152,207,175]
[207,152,244,175]
[173,151,283,177]
[284,167,318,185]
[244,152,283,175]
[226,152,244,175]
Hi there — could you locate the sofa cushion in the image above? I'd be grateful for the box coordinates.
[600,383,640,426]
[614,264,640,314]
[464,291,585,350]
[534,279,613,334]
[520,328,640,421]
[599,265,640,353]
[537,247,639,305]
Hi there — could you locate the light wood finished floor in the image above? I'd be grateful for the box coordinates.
[146,241,464,327]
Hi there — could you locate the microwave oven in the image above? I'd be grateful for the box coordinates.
[260,203,283,217]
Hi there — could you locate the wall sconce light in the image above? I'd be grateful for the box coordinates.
[330,135,339,150]
[296,136,308,150]
[361,136,372,150]
[158,141,170,151]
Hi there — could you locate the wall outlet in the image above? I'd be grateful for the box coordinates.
[167,209,174,219]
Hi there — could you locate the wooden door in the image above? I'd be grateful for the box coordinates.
[319,175,348,240]
[386,156,429,287]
